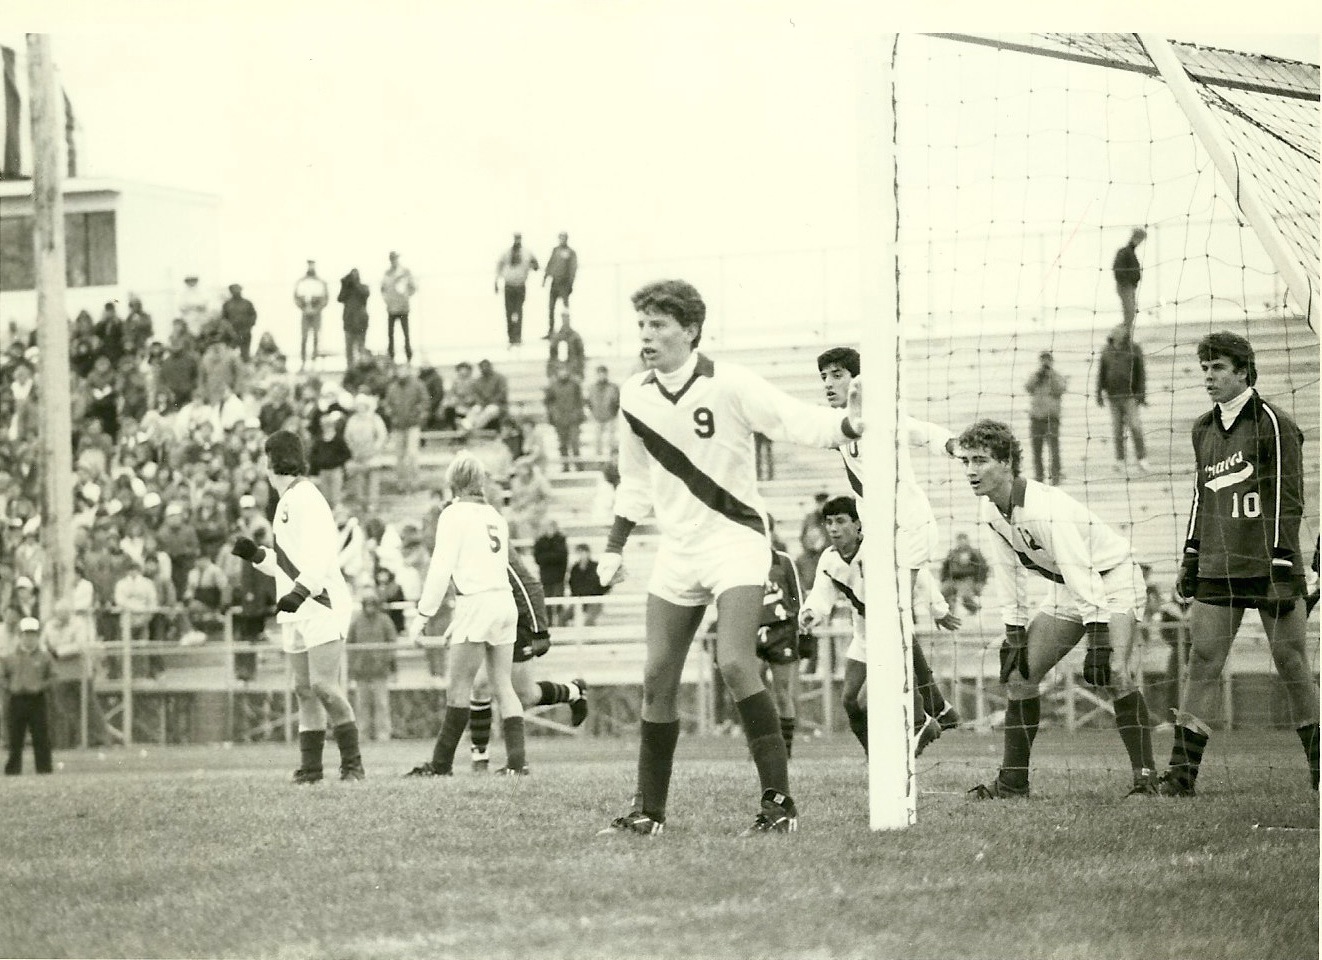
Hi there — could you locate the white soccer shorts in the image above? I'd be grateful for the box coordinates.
[1039,560,1145,623]
[648,533,772,607]
[445,591,518,646]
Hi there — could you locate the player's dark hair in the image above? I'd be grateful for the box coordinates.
[821,495,859,523]
[816,346,860,377]
[631,280,706,347]
[1197,332,1257,386]
[264,430,308,477]
[957,419,1022,477]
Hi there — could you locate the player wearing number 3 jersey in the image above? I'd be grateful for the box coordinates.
[1158,332,1318,796]
[405,452,526,777]
[599,279,863,837]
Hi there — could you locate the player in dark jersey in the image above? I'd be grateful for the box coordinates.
[753,549,810,758]
[1158,332,1318,795]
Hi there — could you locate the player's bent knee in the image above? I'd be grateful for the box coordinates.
[1005,677,1042,699]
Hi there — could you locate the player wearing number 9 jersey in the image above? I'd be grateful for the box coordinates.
[406,452,526,777]
[1158,332,1318,796]
[599,279,863,838]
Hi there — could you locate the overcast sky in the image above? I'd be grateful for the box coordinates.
[2,3,1317,354]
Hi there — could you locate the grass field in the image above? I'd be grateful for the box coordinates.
[0,729,1316,960]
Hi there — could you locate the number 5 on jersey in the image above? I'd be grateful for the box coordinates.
[487,524,502,552]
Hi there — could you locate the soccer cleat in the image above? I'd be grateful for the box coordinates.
[340,759,366,782]
[570,678,590,728]
[598,810,665,837]
[291,767,323,785]
[936,703,961,732]
[914,715,942,757]
[1155,770,1195,797]
[968,774,1030,800]
[1126,770,1159,797]
[471,749,490,773]
[403,761,452,778]
[741,789,799,836]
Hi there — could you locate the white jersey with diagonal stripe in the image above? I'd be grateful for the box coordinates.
[252,477,353,630]
[614,352,853,552]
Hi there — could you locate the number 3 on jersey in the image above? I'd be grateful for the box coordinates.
[487,524,502,552]
[693,407,715,438]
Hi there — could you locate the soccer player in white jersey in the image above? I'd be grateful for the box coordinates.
[817,346,960,731]
[798,496,944,758]
[231,430,363,783]
[598,279,864,837]
[955,420,1157,798]
[405,452,526,776]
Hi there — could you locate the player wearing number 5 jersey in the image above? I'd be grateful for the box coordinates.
[599,279,863,838]
[231,430,363,784]
[955,420,1157,800]
[405,452,526,777]
[1158,332,1318,796]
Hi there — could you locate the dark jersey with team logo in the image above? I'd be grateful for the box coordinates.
[759,549,804,629]
[1185,391,1305,579]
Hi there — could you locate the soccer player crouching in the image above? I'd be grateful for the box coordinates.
[406,453,526,777]
[231,430,364,783]
[956,420,1157,798]
[798,496,942,758]
[1158,332,1318,795]
[598,279,864,837]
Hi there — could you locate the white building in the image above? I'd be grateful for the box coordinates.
[0,177,220,339]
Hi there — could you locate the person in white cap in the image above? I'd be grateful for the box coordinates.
[230,430,363,783]
[3,617,54,775]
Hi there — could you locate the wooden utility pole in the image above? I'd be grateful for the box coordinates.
[27,34,75,625]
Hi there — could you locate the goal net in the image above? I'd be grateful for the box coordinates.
[867,32,1320,828]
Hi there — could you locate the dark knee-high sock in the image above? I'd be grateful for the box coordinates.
[298,729,325,773]
[844,700,868,754]
[502,716,527,770]
[1166,725,1209,790]
[1112,691,1154,773]
[912,640,947,716]
[332,720,361,768]
[468,698,493,753]
[535,681,573,705]
[637,719,681,820]
[779,716,796,758]
[1297,722,1319,790]
[1001,697,1040,789]
[430,705,471,771]
[736,690,790,797]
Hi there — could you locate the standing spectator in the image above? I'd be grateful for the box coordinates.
[547,310,586,382]
[293,260,329,371]
[308,403,351,510]
[6,360,39,443]
[1096,325,1150,474]
[466,358,509,432]
[158,502,200,598]
[541,232,578,339]
[258,380,296,436]
[338,268,371,368]
[157,341,199,412]
[507,460,552,542]
[939,532,988,615]
[123,295,154,357]
[343,394,389,506]
[532,520,570,627]
[494,233,539,347]
[381,251,418,364]
[3,617,54,775]
[346,590,397,742]
[1024,350,1067,485]
[1112,227,1146,333]
[232,534,277,682]
[93,302,125,366]
[184,552,231,644]
[585,364,620,462]
[382,364,428,493]
[177,274,213,337]
[544,364,586,472]
[112,556,158,677]
[568,542,604,626]
[68,309,101,380]
[197,337,243,407]
[220,284,258,362]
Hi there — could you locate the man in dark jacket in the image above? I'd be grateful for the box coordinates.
[532,520,570,626]
[1096,325,1149,474]
[1113,227,1146,333]
[221,284,258,361]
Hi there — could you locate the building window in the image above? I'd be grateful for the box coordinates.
[0,210,117,292]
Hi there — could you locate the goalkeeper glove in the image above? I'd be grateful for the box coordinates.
[1081,622,1113,687]
[797,633,818,662]
[276,583,311,613]
[597,552,623,590]
[999,625,1030,684]
[1176,541,1200,603]
[231,537,265,564]
[844,377,865,437]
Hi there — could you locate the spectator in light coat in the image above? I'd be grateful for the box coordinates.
[544,364,586,472]
[1024,350,1067,485]
[585,365,620,461]
[382,365,428,492]
[346,590,398,742]
[344,394,390,506]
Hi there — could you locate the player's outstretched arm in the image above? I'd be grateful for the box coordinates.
[733,366,861,449]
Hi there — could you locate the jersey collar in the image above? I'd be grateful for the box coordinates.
[642,352,714,404]
[1216,386,1255,430]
